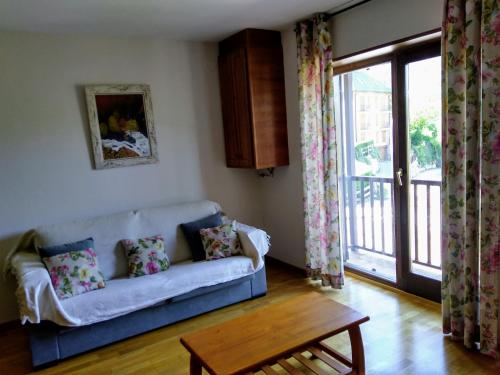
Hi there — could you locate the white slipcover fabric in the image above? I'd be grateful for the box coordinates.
[33,201,221,280]
[7,200,270,327]
[11,254,265,327]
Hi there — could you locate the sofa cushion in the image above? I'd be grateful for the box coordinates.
[200,221,242,260]
[170,273,253,302]
[34,200,221,280]
[42,248,106,299]
[35,210,140,280]
[58,256,256,325]
[121,235,170,278]
[39,237,94,258]
[134,201,221,263]
[180,212,222,261]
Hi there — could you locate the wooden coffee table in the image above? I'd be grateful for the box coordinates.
[180,292,369,375]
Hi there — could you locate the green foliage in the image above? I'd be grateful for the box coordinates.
[353,141,384,200]
[354,141,380,165]
[409,116,442,168]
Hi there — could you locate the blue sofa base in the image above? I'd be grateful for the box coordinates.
[28,266,267,368]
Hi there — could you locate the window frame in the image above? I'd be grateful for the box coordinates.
[333,34,442,301]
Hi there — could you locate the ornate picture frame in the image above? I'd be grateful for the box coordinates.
[85,84,158,169]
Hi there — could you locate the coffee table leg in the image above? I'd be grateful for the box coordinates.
[190,355,202,375]
[348,325,365,375]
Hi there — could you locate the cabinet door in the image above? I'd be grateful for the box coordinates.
[218,49,254,168]
[247,44,289,169]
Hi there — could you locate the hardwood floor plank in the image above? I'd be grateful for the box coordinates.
[0,262,498,374]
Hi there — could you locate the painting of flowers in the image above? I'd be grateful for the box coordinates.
[85,84,158,169]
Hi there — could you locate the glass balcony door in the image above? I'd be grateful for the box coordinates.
[334,40,442,301]
[398,43,442,301]
[335,61,397,282]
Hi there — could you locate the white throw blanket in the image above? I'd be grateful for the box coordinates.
[8,224,270,327]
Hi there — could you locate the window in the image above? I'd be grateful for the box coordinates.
[333,36,442,300]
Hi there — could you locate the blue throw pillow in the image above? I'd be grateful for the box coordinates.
[180,213,222,262]
[38,237,95,258]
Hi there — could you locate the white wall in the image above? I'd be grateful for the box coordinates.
[331,0,442,58]
[0,31,262,323]
[260,0,442,267]
[259,28,306,268]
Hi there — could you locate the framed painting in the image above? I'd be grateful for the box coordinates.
[85,84,158,169]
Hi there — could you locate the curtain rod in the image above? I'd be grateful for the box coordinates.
[325,0,374,19]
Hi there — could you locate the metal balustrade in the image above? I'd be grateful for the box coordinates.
[344,175,442,271]
[410,179,442,270]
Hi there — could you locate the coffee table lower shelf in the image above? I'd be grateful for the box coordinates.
[257,331,364,375]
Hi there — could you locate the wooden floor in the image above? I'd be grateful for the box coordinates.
[0,261,498,375]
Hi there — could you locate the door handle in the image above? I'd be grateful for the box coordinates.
[396,168,404,187]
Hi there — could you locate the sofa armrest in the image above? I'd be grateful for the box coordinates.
[235,222,270,271]
[10,251,76,326]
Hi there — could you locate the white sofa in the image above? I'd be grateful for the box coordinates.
[7,200,269,367]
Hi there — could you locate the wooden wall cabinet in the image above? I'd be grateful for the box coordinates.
[218,29,289,169]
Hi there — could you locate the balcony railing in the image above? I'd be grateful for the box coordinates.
[410,178,442,270]
[344,175,442,271]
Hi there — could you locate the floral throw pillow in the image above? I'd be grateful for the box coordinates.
[121,235,170,278]
[200,221,242,261]
[42,248,106,300]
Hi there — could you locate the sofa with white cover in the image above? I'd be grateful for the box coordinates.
[6,200,269,367]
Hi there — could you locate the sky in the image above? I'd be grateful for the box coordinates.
[407,56,441,128]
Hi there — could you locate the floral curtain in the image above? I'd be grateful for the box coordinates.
[296,14,343,288]
[441,0,499,357]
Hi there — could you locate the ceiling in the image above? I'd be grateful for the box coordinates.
[0,0,363,41]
